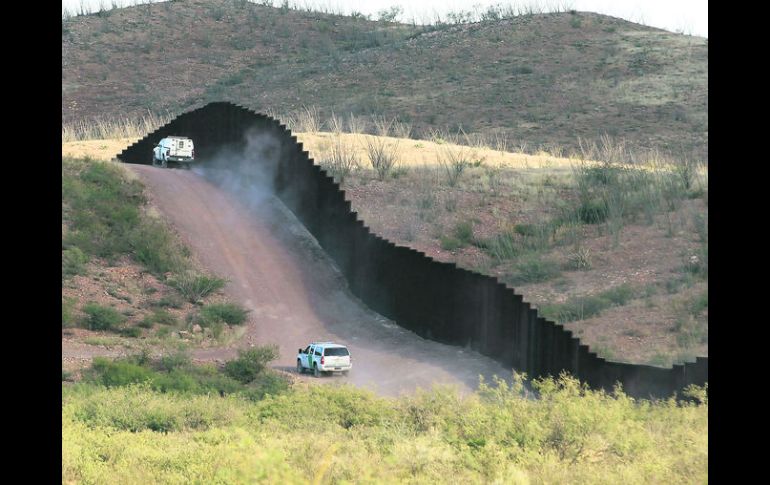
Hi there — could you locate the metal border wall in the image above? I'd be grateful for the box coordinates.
[117,102,708,398]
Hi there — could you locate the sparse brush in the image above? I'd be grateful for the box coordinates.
[296,105,321,133]
[437,145,474,187]
[567,246,592,270]
[320,136,359,182]
[62,110,172,142]
[392,120,412,139]
[363,136,400,180]
[327,111,344,135]
[371,115,395,137]
[347,113,366,134]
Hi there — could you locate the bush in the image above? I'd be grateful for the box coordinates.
[200,303,250,326]
[168,271,227,303]
[576,198,609,224]
[151,295,184,309]
[119,327,142,338]
[149,309,178,326]
[479,232,523,260]
[62,298,77,328]
[89,357,154,387]
[158,352,192,372]
[62,246,89,278]
[539,284,636,323]
[506,255,561,285]
[81,303,125,331]
[240,372,291,401]
[224,345,279,384]
[363,136,400,180]
[454,221,474,244]
[440,235,463,251]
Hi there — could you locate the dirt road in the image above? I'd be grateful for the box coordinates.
[127,165,509,396]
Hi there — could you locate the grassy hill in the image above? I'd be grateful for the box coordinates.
[61,0,708,160]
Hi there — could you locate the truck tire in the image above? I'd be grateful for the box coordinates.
[297,360,304,374]
[161,159,167,169]
[313,365,321,378]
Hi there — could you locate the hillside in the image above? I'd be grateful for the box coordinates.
[63,132,707,368]
[61,0,708,160]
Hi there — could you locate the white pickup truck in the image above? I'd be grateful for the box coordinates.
[297,342,352,377]
[152,136,195,169]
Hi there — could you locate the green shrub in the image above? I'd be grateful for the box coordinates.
[506,255,561,285]
[119,327,142,338]
[224,345,279,384]
[576,198,609,224]
[480,231,523,260]
[62,298,77,328]
[240,372,291,401]
[440,235,463,251]
[158,352,192,372]
[601,284,634,306]
[89,357,154,387]
[539,284,636,323]
[151,295,184,309]
[200,303,250,326]
[81,303,125,331]
[150,309,178,326]
[514,224,537,237]
[62,247,89,278]
[168,272,227,303]
[454,221,474,244]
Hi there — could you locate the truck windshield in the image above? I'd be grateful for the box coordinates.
[324,348,349,356]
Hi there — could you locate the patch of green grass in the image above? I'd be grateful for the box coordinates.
[63,297,77,328]
[81,303,126,331]
[62,246,89,279]
[119,327,142,338]
[454,221,474,244]
[151,295,184,309]
[689,291,708,316]
[505,255,561,285]
[146,308,179,326]
[440,235,463,251]
[62,158,190,276]
[539,284,635,323]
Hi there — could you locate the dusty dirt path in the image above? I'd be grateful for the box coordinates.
[101,165,509,396]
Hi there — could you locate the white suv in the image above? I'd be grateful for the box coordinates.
[152,136,195,169]
[297,342,352,377]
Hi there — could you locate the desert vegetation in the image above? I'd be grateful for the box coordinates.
[62,156,249,349]
[61,112,707,367]
[63,353,707,483]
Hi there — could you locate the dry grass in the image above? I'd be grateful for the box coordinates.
[298,132,578,170]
